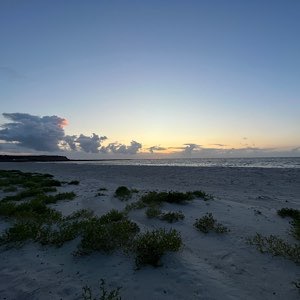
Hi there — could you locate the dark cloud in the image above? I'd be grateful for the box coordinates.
[0,113,142,155]
[75,133,107,153]
[63,135,77,151]
[104,140,142,155]
[148,146,166,153]
[0,113,67,151]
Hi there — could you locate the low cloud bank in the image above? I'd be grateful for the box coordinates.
[0,113,142,155]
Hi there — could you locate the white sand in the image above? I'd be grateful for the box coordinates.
[0,162,299,300]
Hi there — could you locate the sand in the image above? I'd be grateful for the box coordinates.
[0,162,299,300]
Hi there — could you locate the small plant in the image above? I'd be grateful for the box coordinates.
[82,279,121,300]
[114,186,132,200]
[0,221,41,246]
[133,228,182,267]
[124,200,146,212]
[292,218,300,240]
[247,233,300,263]
[77,212,140,255]
[98,209,126,224]
[140,191,193,206]
[145,206,162,218]
[194,213,228,233]
[277,208,300,219]
[191,190,214,201]
[160,211,185,223]
[68,180,80,185]
[54,192,76,201]
[277,208,300,240]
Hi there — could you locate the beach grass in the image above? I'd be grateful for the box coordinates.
[247,233,300,263]
[82,279,122,300]
[194,213,228,233]
[133,228,182,267]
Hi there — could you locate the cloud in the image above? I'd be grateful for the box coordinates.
[148,146,166,153]
[182,143,201,155]
[63,135,77,151]
[75,133,107,153]
[210,143,227,147]
[0,113,142,155]
[104,140,142,155]
[292,147,300,152]
[0,113,67,151]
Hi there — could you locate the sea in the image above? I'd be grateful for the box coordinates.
[70,157,300,169]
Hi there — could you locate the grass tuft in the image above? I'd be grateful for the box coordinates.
[82,279,121,300]
[133,228,182,267]
[247,233,300,263]
[160,211,185,223]
[194,213,228,233]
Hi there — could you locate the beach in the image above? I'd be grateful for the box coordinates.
[0,162,299,299]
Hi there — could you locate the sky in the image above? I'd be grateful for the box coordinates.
[0,0,299,158]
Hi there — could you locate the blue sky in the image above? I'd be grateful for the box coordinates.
[0,0,299,158]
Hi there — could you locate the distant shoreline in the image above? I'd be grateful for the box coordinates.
[0,155,70,162]
[0,155,133,162]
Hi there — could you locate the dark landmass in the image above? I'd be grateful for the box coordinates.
[0,155,70,162]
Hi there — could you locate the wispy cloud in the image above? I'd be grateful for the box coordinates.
[148,146,167,153]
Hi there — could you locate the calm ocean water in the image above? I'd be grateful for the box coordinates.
[71,157,300,169]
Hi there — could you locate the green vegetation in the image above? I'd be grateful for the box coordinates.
[68,180,80,185]
[140,191,193,206]
[145,206,162,218]
[160,211,185,223]
[277,207,300,240]
[277,208,300,219]
[125,190,213,213]
[82,279,122,300]
[0,170,184,268]
[194,213,228,233]
[114,186,132,200]
[247,233,300,263]
[133,228,182,267]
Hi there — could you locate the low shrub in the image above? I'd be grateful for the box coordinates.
[140,191,193,206]
[194,213,228,233]
[160,211,185,223]
[277,208,300,220]
[124,200,147,212]
[68,180,80,185]
[145,206,162,218]
[247,233,300,263]
[277,208,300,240]
[191,190,214,201]
[114,186,132,200]
[98,209,126,224]
[0,221,40,246]
[133,228,182,267]
[77,212,139,255]
[292,218,300,240]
